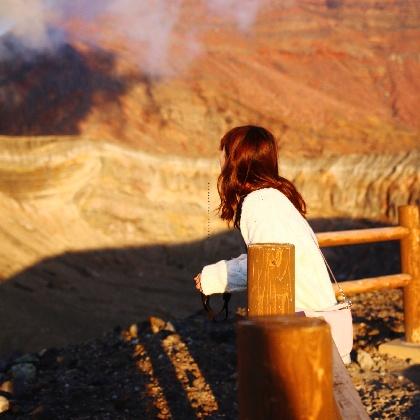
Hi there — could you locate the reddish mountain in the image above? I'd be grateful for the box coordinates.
[0,0,419,157]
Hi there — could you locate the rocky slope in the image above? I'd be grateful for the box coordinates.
[0,290,419,419]
[0,0,419,157]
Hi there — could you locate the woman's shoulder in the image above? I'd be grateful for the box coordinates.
[239,187,307,238]
[243,187,288,206]
[241,188,292,221]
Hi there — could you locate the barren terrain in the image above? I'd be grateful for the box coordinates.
[0,5,419,415]
[0,290,419,419]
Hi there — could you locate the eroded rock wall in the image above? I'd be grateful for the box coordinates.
[0,136,418,278]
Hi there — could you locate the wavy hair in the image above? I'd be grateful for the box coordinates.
[217,125,306,228]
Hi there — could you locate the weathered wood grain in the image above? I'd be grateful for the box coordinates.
[247,244,295,317]
[399,205,420,343]
[316,226,409,247]
[333,273,411,295]
[237,316,339,420]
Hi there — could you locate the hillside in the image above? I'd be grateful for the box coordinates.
[1,0,419,157]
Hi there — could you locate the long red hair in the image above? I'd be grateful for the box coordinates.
[217,125,306,228]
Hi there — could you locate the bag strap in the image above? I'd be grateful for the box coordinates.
[201,292,231,321]
[318,248,350,305]
[309,230,352,308]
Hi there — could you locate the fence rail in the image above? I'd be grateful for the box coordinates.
[332,273,411,295]
[317,205,420,344]
[238,204,419,419]
[316,226,409,247]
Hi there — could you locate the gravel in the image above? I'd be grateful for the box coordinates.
[0,289,418,419]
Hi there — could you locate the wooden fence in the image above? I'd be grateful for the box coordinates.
[318,205,419,343]
[237,204,419,419]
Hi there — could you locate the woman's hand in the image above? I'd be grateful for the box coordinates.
[194,273,203,293]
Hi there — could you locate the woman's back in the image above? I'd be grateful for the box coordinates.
[239,187,336,309]
[197,125,336,310]
[194,125,351,363]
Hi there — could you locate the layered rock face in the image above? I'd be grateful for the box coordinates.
[0,136,418,279]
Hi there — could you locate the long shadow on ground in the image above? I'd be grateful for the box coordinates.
[0,217,400,358]
[0,217,416,418]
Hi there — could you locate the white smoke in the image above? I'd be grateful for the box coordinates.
[102,0,183,77]
[206,0,262,32]
[0,0,270,75]
[0,0,62,57]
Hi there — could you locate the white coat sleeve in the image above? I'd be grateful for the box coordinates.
[200,253,247,295]
[200,189,282,295]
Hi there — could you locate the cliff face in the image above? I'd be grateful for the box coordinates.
[0,136,418,279]
[284,151,420,221]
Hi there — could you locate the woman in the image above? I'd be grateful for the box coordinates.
[194,125,337,311]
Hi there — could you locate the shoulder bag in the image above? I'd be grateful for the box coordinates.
[302,237,353,364]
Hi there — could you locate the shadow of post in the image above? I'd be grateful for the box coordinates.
[0,218,401,357]
[0,217,414,418]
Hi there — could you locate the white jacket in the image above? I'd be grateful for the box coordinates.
[200,188,337,310]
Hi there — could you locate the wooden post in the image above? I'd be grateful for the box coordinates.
[247,244,295,316]
[399,205,420,343]
[237,316,340,420]
[245,242,369,419]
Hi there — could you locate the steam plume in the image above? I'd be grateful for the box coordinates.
[0,0,63,58]
[0,0,269,76]
[206,0,262,32]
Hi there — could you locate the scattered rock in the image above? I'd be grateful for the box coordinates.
[236,307,247,317]
[129,324,138,338]
[149,316,166,333]
[38,348,48,357]
[38,348,59,369]
[0,395,10,413]
[30,405,45,416]
[0,289,418,418]
[165,322,176,333]
[14,354,39,365]
[357,349,375,371]
[0,380,13,394]
[9,363,37,383]
[149,316,176,334]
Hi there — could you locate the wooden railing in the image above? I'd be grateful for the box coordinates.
[237,205,419,419]
[318,226,411,295]
[318,205,420,343]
